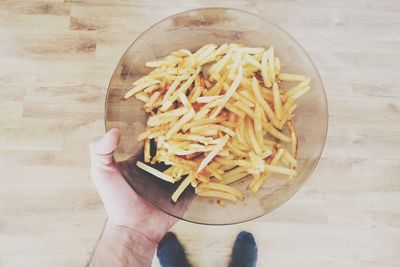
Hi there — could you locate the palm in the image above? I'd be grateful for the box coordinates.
[90,129,177,243]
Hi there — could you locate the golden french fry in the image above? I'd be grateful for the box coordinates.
[182,117,225,132]
[232,92,255,107]
[263,122,291,143]
[272,82,282,120]
[145,57,182,68]
[233,101,254,119]
[271,148,284,166]
[136,161,175,183]
[264,164,297,176]
[135,92,150,102]
[124,79,160,99]
[172,174,195,202]
[291,86,311,100]
[254,104,263,146]
[261,50,272,87]
[224,102,246,118]
[144,139,151,163]
[251,77,277,123]
[165,109,195,139]
[243,54,262,69]
[190,124,235,137]
[147,106,188,126]
[197,135,229,173]
[245,117,263,156]
[283,149,297,167]
[198,182,244,199]
[287,120,297,157]
[284,77,311,98]
[178,92,191,107]
[226,142,248,158]
[196,189,237,202]
[267,46,275,83]
[279,73,306,82]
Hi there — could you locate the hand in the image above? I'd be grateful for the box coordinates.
[89,128,177,243]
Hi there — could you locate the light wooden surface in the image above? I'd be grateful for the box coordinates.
[0,1,399,266]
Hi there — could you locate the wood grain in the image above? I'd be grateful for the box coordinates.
[0,1,399,266]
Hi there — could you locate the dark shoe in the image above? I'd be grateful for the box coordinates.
[229,231,258,267]
[157,232,191,267]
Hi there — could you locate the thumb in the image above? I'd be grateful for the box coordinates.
[90,128,121,166]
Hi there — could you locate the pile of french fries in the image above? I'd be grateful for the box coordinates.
[124,43,311,205]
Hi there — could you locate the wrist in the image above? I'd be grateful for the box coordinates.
[91,221,157,267]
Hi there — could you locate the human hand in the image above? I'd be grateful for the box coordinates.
[89,128,177,243]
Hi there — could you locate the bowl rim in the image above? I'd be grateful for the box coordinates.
[104,7,329,225]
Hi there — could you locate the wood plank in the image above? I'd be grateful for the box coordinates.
[0,1,399,267]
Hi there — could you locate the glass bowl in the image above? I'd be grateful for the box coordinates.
[105,8,328,225]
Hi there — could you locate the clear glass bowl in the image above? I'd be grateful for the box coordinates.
[105,8,328,225]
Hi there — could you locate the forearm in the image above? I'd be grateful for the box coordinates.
[90,221,157,267]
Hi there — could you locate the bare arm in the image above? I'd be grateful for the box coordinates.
[90,222,156,267]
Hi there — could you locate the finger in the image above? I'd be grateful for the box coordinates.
[90,128,121,166]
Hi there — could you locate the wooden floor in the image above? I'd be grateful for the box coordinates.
[0,1,399,266]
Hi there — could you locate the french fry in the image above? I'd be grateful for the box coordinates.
[283,149,298,167]
[254,104,264,146]
[226,142,248,158]
[194,108,210,120]
[182,117,225,132]
[232,92,255,107]
[124,79,160,99]
[287,120,297,157]
[261,50,272,87]
[136,161,175,183]
[207,73,228,96]
[267,46,275,83]
[263,122,291,143]
[147,106,188,126]
[196,189,237,202]
[233,47,265,54]
[233,101,255,119]
[145,57,182,68]
[222,170,249,185]
[264,164,297,176]
[274,56,280,75]
[243,54,262,69]
[196,95,223,103]
[279,73,306,82]
[272,82,283,120]
[198,182,244,199]
[165,109,195,139]
[188,85,203,103]
[172,174,195,202]
[245,117,263,156]
[271,148,284,166]
[197,135,229,173]
[144,139,151,163]
[145,91,161,109]
[284,77,311,98]
[224,102,246,118]
[178,92,191,107]
[190,124,235,137]
[291,86,311,100]
[251,77,276,123]
[135,92,150,102]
